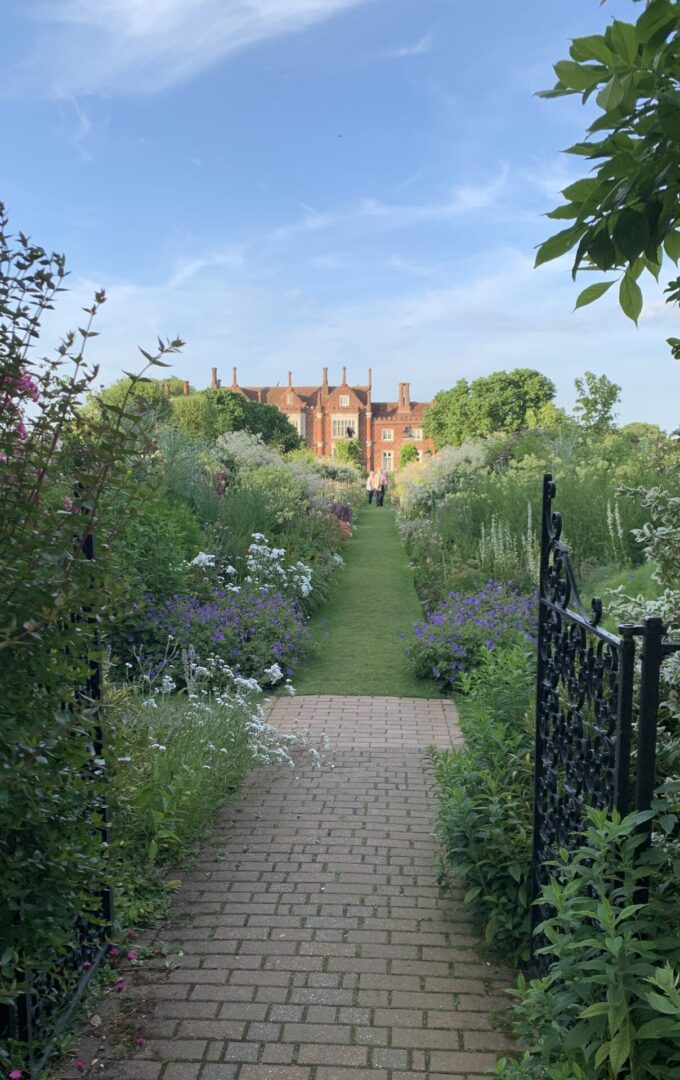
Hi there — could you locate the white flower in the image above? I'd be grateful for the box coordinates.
[190,551,216,568]
[161,674,176,694]
[284,680,297,696]
[142,698,158,709]
[151,742,167,751]
[262,663,283,685]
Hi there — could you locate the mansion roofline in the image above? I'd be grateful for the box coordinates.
[207,366,435,469]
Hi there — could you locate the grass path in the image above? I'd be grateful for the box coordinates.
[293,501,438,697]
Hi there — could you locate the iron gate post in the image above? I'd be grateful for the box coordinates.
[530,474,553,938]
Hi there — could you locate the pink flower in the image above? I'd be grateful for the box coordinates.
[126,951,138,961]
[9,1069,23,1079]
[135,1038,148,1047]
[82,961,92,971]
[126,930,135,938]
[108,946,119,957]
[114,979,125,991]
[63,496,74,512]
[74,1060,85,1072]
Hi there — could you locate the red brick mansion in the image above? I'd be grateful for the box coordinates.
[209,366,435,471]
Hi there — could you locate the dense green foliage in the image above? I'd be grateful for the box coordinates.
[423,369,556,449]
[90,378,301,450]
[0,207,181,1041]
[399,442,420,468]
[332,435,363,468]
[431,647,535,961]
[536,0,680,352]
[496,808,680,1079]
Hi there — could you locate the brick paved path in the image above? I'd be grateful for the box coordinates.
[60,697,514,1080]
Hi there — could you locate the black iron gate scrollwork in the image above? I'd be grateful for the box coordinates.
[531,474,680,958]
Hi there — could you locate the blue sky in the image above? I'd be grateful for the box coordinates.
[2,0,678,426]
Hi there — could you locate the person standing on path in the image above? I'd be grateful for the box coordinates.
[366,469,376,504]
[376,468,388,507]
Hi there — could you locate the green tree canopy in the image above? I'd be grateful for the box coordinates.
[536,0,680,355]
[169,388,300,450]
[573,371,622,434]
[424,369,556,448]
[89,381,301,451]
[399,443,420,468]
[333,437,363,469]
[84,375,187,426]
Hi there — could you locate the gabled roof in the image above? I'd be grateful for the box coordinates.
[238,384,370,408]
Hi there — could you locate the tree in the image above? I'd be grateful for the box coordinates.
[86,375,186,425]
[536,1,680,356]
[399,443,420,468]
[333,437,363,469]
[170,388,300,450]
[573,371,622,434]
[424,369,556,448]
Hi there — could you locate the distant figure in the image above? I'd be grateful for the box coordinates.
[376,469,388,507]
[366,470,376,504]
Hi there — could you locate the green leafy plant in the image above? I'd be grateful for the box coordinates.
[0,203,181,1049]
[497,808,680,1079]
[399,442,420,468]
[431,646,535,961]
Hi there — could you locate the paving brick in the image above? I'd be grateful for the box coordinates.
[429,1050,500,1072]
[315,1070,388,1080]
[163,1065,203,1080]
[64,697,512,1079]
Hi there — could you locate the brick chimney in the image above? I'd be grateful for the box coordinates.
[288,370,293,387]
[402,381,411,409]
[210,366,219,389]
[341,365,347,385]
[231,367,238,388]
[182,380,190,396]
[322,366,329,394]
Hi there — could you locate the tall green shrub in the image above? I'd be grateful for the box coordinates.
[0,205,181,1023]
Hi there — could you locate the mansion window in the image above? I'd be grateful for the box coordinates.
[332,417,357,439]
[404,427,423,440]
[382,429,394,441]
[339,394,350,407]
[382,450,394,471]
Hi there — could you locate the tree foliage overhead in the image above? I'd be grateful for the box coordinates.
[536,0,680,354]
[423,369,556,448]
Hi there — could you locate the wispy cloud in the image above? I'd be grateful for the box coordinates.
[48,245,680,431]
[13,0,374,97]
[390,32,433,59]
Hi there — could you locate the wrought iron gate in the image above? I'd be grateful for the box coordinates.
[531,474,680,952]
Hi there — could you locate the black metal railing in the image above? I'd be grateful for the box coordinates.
[531,474,680,960]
